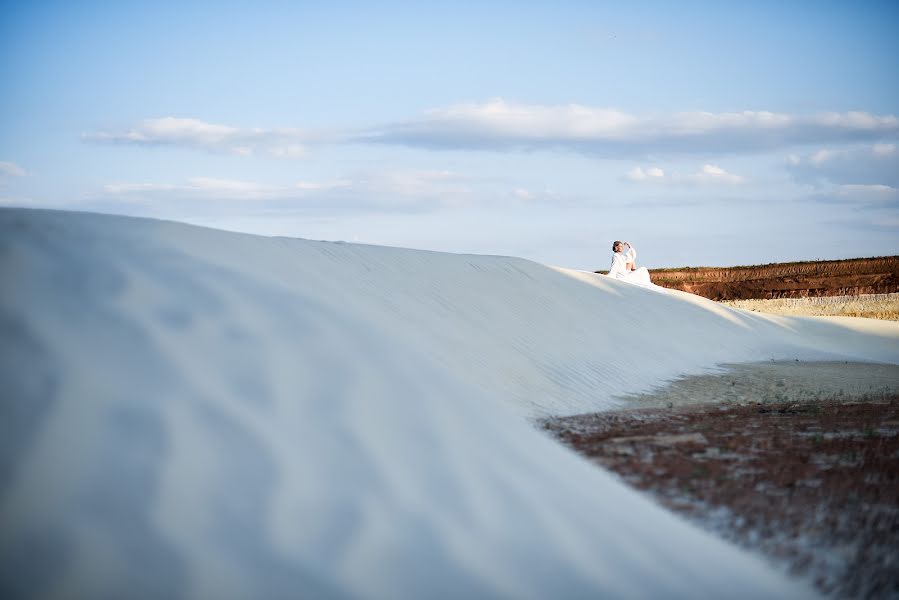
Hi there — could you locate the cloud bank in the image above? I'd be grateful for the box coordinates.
[84,118,314,158]
[85,103,899,160]
[356,99,899,156]
[787,143,899,209]
[787,143,898,188]
[103,177,291,200]
[99,170,476,215]
[804,183,899,209]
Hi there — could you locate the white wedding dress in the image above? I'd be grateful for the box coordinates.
[607,246,664,291]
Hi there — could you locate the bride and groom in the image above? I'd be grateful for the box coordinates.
[606,240,659,289]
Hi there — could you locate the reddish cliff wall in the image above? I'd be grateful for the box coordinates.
[599,256,899,301]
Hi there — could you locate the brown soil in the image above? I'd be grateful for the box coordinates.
[542,397,899,599]
[598,256,899,301]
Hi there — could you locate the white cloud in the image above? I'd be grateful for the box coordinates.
[0,196,39,206]
[359,99,899,156]
[625,166,666,182]
[809,149,837,165]
[295,179,352,191]
[872,143,896,156]
[83,104,899,161]
[84,117,316,158]
[801,183,899,209]
[0,161,27,177]
[836,184,897,197]
[269,145,306,159]
[100,169,478,213]
[624,164,744,185]
[510,187,562,202]
[692,164,745,184]
[377,169,471,199]
[104,182,180,194]
[104,177,288,200]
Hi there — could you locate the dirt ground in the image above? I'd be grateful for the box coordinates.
[646,256,899,301]
[542,396,899,598]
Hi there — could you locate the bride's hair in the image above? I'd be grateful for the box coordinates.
[612,240,623,252]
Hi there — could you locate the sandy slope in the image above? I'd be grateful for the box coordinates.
[723,293,899,320]
[2,208,897,599]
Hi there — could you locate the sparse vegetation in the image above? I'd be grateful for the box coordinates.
[651,255,898,280]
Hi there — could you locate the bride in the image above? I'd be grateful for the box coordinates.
[607,240,655,287]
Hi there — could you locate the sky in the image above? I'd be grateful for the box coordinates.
[1,0,898,270]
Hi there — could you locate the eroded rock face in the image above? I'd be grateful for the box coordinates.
[643,256,899,300]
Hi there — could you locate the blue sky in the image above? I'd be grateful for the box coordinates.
[2,0,897,269]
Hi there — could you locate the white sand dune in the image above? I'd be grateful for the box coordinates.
[2,208,897,599]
